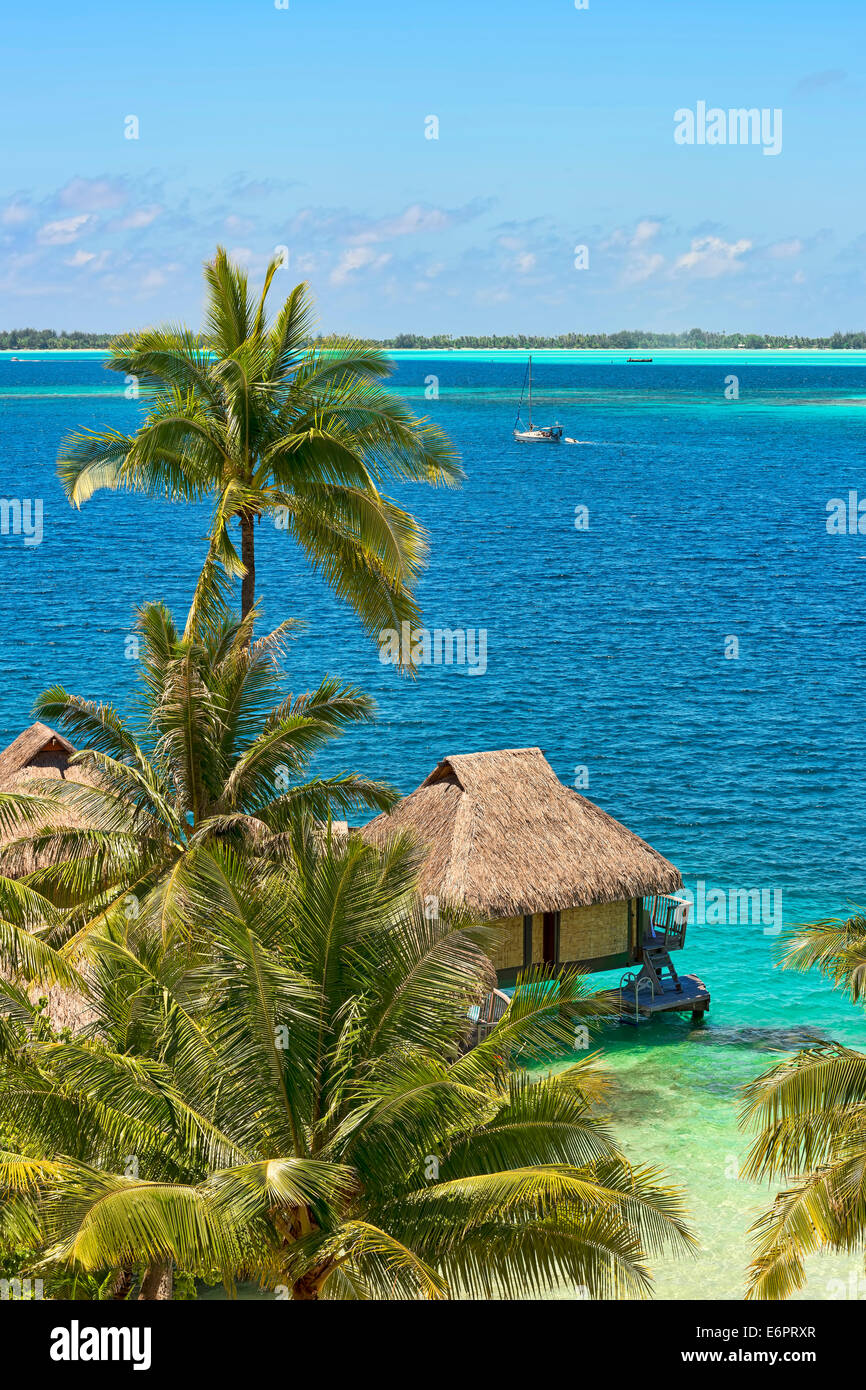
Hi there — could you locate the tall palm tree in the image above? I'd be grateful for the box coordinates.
[0,599,394,956]
[740,911,866,1299]
[1,829,696,1300]
[57,248,462,645]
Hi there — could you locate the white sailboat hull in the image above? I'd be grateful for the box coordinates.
[513,428,563,443]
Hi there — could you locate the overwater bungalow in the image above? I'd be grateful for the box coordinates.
[0,728,710,1024]
[363,747,710,1022]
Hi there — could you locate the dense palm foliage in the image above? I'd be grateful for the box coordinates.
[0,828,696,1300]
[56,248,462,644]
[0,245,705,1303]
[0,600,394,959]
[741,912,866,1299]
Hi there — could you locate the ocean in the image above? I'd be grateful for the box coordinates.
[2,349,866,1299]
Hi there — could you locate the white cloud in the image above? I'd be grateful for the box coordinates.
[1,200,34,226]
[116,205,162,230]
[37,214,93,245]
[350,204,451,245]
[63,249,109,271]
[605,219,666,284]
[674,236,752,278]
[330,246,392,285]
[495,234,537,275]
[604,219,663,251]
[622,252,665,285]
[631,219,662,246]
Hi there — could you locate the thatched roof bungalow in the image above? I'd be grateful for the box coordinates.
[363,747,684,983]
[0,721,79,789]
[0,722,99,1034]
[0,721,104,874]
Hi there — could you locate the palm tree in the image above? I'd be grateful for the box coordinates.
[0,599,395,955]
[1,828,696,1299]
[740,911,866,1299]
[56,248,462,646]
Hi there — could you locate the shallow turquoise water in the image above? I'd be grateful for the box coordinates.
[2,352,866,1298]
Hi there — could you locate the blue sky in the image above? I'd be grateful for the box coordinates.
[1,0,863,334]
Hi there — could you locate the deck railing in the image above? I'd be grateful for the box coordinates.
[641,893,691,951]
[619,971,656,1024]
[467,988,511,1047]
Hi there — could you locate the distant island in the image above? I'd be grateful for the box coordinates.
[377,330,866,350]
[0,330,115,349]
[3,327,866,351]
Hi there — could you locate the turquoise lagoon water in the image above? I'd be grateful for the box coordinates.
[2,350,866,1299]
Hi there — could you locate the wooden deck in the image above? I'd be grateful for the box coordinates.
[618,972,710,1024]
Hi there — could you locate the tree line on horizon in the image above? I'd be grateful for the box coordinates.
[4,326,866,351]
[380,329,866,350]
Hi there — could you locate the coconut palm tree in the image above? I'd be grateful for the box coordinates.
[0,828,696,1300]
[56,249,462,647]
[0,598,394,955]
[741,911,866,1299]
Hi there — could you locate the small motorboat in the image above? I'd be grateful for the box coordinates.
[513,355,563,442]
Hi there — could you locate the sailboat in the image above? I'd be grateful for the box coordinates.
[513,355,563,442]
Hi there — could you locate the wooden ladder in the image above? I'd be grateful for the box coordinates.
[641,943,683,993]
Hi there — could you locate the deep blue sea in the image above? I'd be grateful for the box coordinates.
[3,349,866,1298]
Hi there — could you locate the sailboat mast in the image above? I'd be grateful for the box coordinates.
[528,355,532,427]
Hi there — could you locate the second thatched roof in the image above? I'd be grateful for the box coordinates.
[0,721,79,789]
[0,722,101,1035]
[362,747,682,919]
[0,720,104,869]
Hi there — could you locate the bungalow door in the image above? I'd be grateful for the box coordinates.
[542,912,559,964]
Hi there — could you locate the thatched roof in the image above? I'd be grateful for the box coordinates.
[0,721,78,788]
[362,748,682,919]
[0,720,104,875]
[0,723,100,1036]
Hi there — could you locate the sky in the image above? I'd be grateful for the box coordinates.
[0,0,864,336]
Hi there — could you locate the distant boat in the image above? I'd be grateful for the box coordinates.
[627,356,653,363]
[513,356,563,442]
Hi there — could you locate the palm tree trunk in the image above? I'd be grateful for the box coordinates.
[109,1266,134,1300]
[290,1257,334,1299]
[291,1274,321,1300]
[240,510,256,620]
[137,1260,173,1300]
